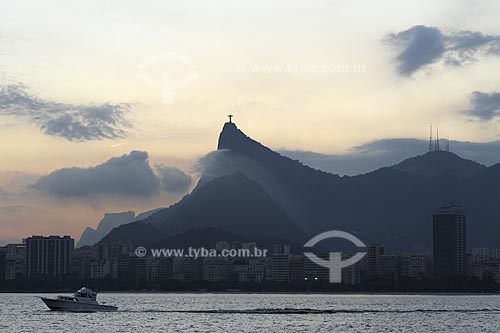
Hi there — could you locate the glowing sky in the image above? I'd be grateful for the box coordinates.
[1,0,500,244]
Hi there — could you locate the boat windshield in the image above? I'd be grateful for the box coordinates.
[74,288,96,299]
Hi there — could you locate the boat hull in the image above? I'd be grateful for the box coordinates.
[40,297,118,312]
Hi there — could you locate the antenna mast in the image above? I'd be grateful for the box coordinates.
[429,124,434,152]
[435,125,440,151]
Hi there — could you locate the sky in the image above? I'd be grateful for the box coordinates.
[1,0,500,244]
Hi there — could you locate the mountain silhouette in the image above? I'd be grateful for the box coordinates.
[77,211,136,247]
[77,208,166,247]
[100,172,305,246]
[102,121,500,250]
[391,150,485,178]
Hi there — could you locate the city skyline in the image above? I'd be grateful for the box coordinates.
[2,202,500,290]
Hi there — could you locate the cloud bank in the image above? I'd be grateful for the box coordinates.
[0,84,133,141]
[156,165,192,193]
[386,25,500,76]
[467,91,500,121]
[281,138,500,176]
[33,151,192,197]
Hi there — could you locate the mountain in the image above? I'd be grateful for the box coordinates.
[152,227,248,249]
[151,227,305,254]
[102,121,500,250]
[391,150,486,178]
[100,172,305,246]
[156,172,305,241]
[280,138,500,176]
[77,211,136,247]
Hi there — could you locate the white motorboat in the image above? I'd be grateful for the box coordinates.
[40,287,118,312]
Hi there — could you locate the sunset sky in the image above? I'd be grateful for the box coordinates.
[1,0,500,244]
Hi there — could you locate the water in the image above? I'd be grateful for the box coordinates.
[1,293,500,332]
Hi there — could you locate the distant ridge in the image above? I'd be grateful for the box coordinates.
[78,211,135,247]
[391,150,486,178]
[101,120,500,250]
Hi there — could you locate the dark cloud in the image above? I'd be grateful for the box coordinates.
[386,25,500,76]
[0,84,132,141]
[156,165,192,193]
[34,151,159,197]
[280,138,500,176]
[33,151,192,198]
[467,91,500,120]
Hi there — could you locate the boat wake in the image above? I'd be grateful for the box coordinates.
[121,308,500,315]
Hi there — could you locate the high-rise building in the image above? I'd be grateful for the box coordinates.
[288,255,304,282]
[271,243,290,282]
[341,253,363,285]
[433,204,466,280]
[0,247,7,280]
[5,244,26,280]
[25,236,74,278]
[367,244,384,278]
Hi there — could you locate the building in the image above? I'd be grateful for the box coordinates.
[215,241,230,252]
[341,253,363,285]
[25,236,74,278]
[5,244,26,280]
[0,247,6,280]
[271,244,290,282]
[378,255,397,278]
[303,253,329,281]
[203,257,232,282]
[472,248,491,258]
[492,249,500,259]
[172,257,204,281]
[399,255,430,279]
[72,247,98,280]
[289,255,304,282]
[233,258,266,282]
[367,244,384,278]
[150,257,173,281]
[472,257,500,283]
[433,204,466,280]
[97,243,130,279]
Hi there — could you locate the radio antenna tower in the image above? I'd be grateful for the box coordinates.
[429,124,434,152]
[435,125,440,151]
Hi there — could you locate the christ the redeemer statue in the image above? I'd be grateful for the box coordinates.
[228,114,233,123]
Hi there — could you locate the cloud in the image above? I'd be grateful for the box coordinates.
[32,151,193,198]
[386,25,500,76]
[280,138,500,176]
[155,165,192,193]
[467,91,500,121]
[0,84,133,141]
[195,149,244,180]
[34,151,160,197]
